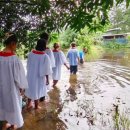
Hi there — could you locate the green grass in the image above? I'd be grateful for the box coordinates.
[113,105,130,130]
[85,45,105,61]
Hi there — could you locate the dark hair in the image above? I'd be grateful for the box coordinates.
[4,34,17,46]
[35,39,46,51]
[40,32,49,41]
[71,42,76,47]
[53,43,57,49]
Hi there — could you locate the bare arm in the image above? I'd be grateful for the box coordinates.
[64,63,70,70]
[78,57,80,62]
[45,75,49,85]
[77,52,80,63]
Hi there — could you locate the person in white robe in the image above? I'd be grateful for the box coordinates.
[0,34,28,130]
[39,32,55,68]
[25,39,52,109]
[52,43,69,87]
[39,32,55,101]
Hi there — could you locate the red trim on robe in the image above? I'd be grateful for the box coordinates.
[32,50,45,55]
[0,51,15,57]
[72,47,76,49]
[53,49,59,52]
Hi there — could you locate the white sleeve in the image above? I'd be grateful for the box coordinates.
[26,53,30,70]
[39,55,52,77]
[60,51,67,64]
[14,59,28,89]
[45,49,55,68]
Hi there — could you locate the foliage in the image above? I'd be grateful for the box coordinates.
[58,28,77,48]
[16,45,26,59]
[75,26,104,53]
[25,31,40,50]
[113,105,130,130]
[49,32,59,46]
[102,41,127,49]
[0,0,128,53]
[110,6,130,33]
[0,0,129,38]
[0,44,4,50]
[85,45,104,61]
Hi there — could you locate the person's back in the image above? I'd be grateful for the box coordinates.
[52,43,69,87]
[26,50,51,100]
[27,51,49,85]
[79,51,84,58]
[0,34,28,129]
[79,50,84,64]
[25,39,52,109]
[67,42,79,74]
[79,47,87,64]
[67,48,79,65]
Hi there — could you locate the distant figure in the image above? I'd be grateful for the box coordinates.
[25,39,52,109]
[67,42,79,74]
[0,34,28,130]
[79,47,87,64]
[52,43,69,87]
[39,32,55,101]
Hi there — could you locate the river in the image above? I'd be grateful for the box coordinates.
[20,49,130,130]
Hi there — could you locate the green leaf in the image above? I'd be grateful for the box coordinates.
[126,0,130,8]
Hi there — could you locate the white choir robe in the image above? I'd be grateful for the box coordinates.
[25,51,52,100]
[45,48,55,68]
[52,50,67,80]
[0,53,28,128]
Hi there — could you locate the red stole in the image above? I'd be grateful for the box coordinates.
[53,49,59,52]
[0,51,15,57]
[32,50,45,55]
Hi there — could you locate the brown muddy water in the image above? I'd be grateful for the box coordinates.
[20,49,130,130]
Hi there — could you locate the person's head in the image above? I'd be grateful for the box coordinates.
[53,43,60,49]
[35,39,47,51]
[40,32,49,41]
[70,42,76,48]
[83,47,87,53]
[4,34,17,51]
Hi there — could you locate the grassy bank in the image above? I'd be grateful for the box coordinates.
[85,45,105,61]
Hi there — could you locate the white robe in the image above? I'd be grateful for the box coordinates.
[52,51,67,80]
[25,52,52,100]
[0,55,28,128]
[45,48,55,68]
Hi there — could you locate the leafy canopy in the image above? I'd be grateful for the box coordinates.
[0,0,129,35]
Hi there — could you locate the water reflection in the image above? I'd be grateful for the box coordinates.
[21,49,130,130]
[66,75,77,101]
[21,88,67,130]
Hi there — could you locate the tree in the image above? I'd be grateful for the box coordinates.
[0,0,129,35]
[110,6,130,33]
[59,28,77,48]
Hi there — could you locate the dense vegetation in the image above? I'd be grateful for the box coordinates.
[0,0,129,36]
[0,0,130,59]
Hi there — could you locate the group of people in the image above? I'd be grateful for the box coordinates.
[0,32,87,130]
